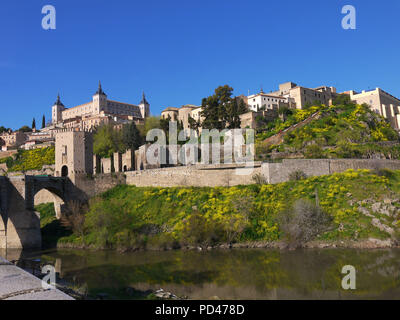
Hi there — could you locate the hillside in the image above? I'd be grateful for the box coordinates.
[39,169,400,250]
[0,146,55,172]
[256,102,400,160]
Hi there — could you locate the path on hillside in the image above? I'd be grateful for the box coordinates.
[262,111,321,147]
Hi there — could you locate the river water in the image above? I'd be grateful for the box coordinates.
[3,248,400,300]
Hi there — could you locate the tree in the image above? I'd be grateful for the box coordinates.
[201,85,248,130]
[225,97,248,129]
[277,199,332,248]
[42,115,46,129]
[0,126,10,134]
[138,116,161,138]
[32,118,36,130]
[188,115,201,135]
[93,124,124,158]
[18,125,32,132]
[333,94,353,106]
[200,85,233,130]
[159,115,171,136]
[122,122,143,151]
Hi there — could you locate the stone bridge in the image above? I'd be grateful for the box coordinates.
[0,175,76,249]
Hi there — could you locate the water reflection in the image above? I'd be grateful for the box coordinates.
[4,248,400,300]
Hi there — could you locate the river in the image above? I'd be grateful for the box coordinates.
[2,248,400,300]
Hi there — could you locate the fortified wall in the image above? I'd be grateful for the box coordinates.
[50,130,400,191]
[125,163,262,187]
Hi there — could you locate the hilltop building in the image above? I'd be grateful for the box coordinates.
[346,88,400,130]
[247,89,289,112]
[0,131,27,151]
[161,105,203,130]
[52,82,150,130]
[267,82,339,109]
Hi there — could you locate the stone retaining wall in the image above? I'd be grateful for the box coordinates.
[262,159,400,184]
[125,163,262,187]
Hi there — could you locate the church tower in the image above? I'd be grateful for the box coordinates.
[139,92,150,119]
[52,94,65,124]
[92,81,108,114]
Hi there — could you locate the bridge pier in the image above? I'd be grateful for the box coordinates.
[0,224,6,249]
[0,175,68,249]
[5,210,42,249]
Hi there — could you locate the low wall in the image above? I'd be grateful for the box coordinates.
[262,159,400,184]
[7,165,55,177]
[70,173,127,200]
[126,163,262,187]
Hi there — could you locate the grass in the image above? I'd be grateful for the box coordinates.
[36,169,400,250]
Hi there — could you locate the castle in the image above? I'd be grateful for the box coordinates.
[0,82,151,151]
[51,81,150,130]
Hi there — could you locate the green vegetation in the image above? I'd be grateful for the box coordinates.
[93,122,143,158]
[200,85,248,130]
[18,125,32,133]
[38,169,400,250]
[0,126,11,133]
[256,102,400,159]
[36,203,72,248]
[3,147,55,172]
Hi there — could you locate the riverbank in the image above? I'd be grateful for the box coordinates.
[0,256,73,300]
[37,169,400,252]
[50,238,399,251]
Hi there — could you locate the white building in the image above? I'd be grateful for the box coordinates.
[247,89,287,112]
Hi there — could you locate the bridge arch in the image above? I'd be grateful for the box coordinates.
[1,176,80,249]
[34,187,66,220]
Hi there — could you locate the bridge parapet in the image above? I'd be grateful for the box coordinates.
[0,175,69,249]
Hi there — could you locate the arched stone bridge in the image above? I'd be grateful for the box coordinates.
[0,175,72,249]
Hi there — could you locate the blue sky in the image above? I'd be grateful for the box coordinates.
[1,0,399,129]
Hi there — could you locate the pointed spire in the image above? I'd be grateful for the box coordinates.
[54,93,64,106]
[95,80,106,96]
[140,91,149,105]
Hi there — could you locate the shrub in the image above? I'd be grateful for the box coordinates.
[180,209,222,249]
[60,200,88,238]
[289,170,307,181]
[304,144,324,159]
[277,199,332,248]
[374,168,395,179]
[8,147,55,172]
[252,173,267,185]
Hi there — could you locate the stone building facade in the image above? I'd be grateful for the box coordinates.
[268,81,338,109]
[348,88,400,130]
[247,90,288,112]
[55,130,93,178]
[161,104,203,131]
[52,82,150,129]
[0,131,27,151]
